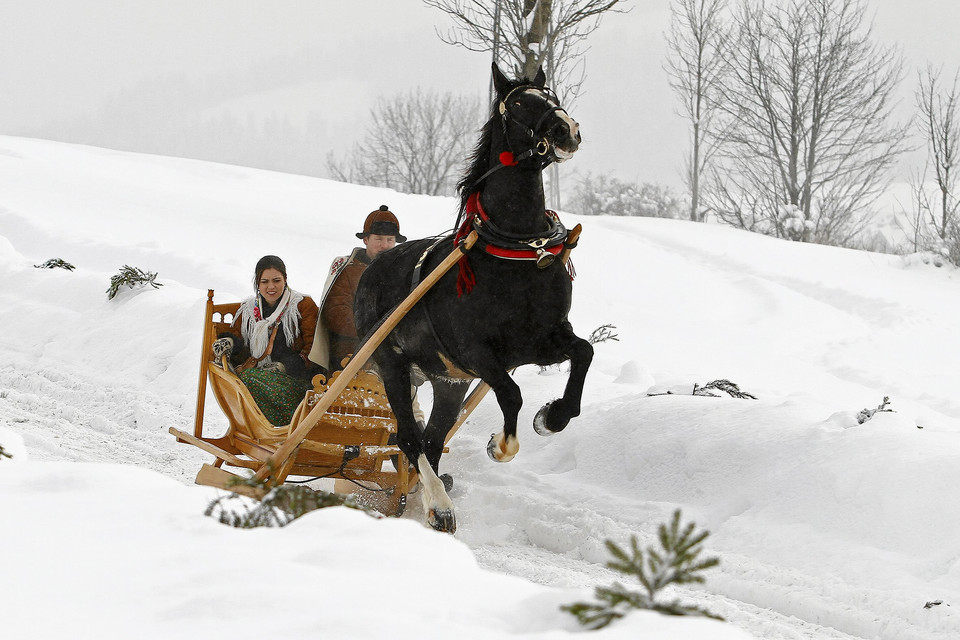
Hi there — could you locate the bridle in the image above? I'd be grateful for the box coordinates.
[470,84,574,188]
[499,84,569,160]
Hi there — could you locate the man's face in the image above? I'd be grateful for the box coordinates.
[364,233,397,259]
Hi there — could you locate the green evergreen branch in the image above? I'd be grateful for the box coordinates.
[563,509,722,630]
[106,264,163,300]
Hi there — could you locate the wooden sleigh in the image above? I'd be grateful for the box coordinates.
[170,232,489,515]
[169,292,419,515]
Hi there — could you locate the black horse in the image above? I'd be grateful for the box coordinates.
[355,64,593,533]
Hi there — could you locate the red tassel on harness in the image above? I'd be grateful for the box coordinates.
[456,255,476,297]
[455,195,480,297]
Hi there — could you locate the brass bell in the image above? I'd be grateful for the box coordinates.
[535,248,555,269]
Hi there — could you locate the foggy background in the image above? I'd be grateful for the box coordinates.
[2,0,957,197]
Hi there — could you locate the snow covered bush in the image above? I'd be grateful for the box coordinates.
[562,509,721,629]
[588,324,619,344]
[205,480,372,528]
[856,396,893,424]
[106,265,163,300]
[34,258,75,270]
[692,379,757,399]
[569,173,682,218]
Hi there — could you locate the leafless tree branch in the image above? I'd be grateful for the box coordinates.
[327,90,482,196]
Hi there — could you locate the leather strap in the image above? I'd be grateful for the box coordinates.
[236,324,280,373]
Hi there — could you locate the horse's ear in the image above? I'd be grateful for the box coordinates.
[492,63,511,97]
[533,65,547,88]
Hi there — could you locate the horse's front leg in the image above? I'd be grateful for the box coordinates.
[534,322,594,436]
[479,367,524,463]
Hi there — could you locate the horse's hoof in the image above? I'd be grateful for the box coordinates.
[486,433,516,463]
[428,508,457,534]
[534,400,564,435]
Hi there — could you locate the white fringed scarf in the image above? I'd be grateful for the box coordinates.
[233,288,304,364]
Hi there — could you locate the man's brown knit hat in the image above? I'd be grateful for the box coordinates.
[356,205,407,242]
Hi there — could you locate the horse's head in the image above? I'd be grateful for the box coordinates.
[492,63,581,163]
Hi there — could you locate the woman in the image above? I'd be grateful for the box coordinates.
[218,255,319,426]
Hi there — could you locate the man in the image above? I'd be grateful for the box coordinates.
[309,205,406,372]
[309,205,450,490]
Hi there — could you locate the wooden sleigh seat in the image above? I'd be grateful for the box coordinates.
[169,290,417,515]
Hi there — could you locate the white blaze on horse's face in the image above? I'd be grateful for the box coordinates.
[525,88,580,162]
[552,109,580,162]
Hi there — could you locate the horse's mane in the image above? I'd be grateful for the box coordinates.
[455,115,496,221]
[455,75,529,223]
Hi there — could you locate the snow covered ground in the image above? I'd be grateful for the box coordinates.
[1,136,958,639]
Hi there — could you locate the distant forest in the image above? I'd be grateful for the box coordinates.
[23,50,336,178]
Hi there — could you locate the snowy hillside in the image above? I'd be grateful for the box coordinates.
[1,136,958,639]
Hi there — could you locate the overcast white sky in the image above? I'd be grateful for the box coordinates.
[1,0,958,190]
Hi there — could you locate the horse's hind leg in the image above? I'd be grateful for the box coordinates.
[422,379,469,472]
[534,323,594,436]
[377,353,457,533]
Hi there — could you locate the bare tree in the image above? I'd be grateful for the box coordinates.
[327,90,482,196]
[425,0,626,102]
[664,0,729,222]
[704,0,911,246]
[423,0,628,207]
[915,65,960,245]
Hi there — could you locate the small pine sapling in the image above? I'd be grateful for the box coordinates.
[106,265,163,300]
[562,509,722,629]
[34,258,75,271]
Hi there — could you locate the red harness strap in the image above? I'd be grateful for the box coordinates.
[454,192,571,297]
